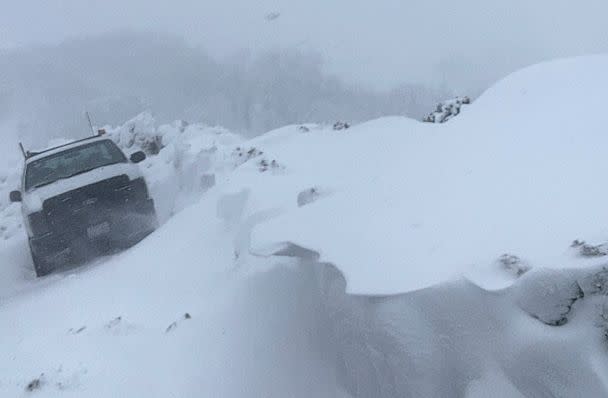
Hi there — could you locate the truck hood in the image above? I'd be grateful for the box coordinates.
[22,163,144,213]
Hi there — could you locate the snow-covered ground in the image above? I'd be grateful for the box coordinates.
[2,55,608,397]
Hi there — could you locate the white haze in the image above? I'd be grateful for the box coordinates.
[1,1,607,142]
[0,32,449,144]
[1,0,608,93]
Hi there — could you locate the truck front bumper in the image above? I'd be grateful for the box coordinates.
[29,198,158,266]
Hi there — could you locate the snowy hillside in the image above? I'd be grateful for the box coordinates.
[2,55,608,397]
[252,55,608,294]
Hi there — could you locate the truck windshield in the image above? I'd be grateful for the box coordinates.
[25,140,127,191]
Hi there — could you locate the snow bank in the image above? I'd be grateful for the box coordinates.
[245,54,608,294]
[316,263,608,397]
[0,179,22,241]
[102,112,242,222]
[0,120,24,241]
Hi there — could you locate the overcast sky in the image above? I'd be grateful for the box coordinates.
[2,0,608,93]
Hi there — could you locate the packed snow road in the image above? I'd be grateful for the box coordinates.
[0,237,134,305]
[0,238,98,303]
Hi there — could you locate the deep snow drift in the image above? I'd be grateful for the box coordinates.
[251,55,608,295]
[2,55,608,397]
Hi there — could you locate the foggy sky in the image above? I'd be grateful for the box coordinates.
[2,0,608,93]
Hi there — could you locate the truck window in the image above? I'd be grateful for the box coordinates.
[25,140,127,191]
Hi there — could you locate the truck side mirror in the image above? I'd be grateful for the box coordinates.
[9,190,22,202]
[130,151,146,163]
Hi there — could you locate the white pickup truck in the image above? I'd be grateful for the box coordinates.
[10,133,158,277]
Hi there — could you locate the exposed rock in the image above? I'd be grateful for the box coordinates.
[333,121,350,131]
[26,374,44,392]
[498,254,531,277]
[423,96,471,123]
[515,270,584,326]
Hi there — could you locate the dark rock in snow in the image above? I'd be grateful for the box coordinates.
[68,326,87,335]
[166,313,192,333]
[423,96,471,123]
[578,267,608,296]
[232,147,264,168]
[258,159,283,172]
[105,316,122,329]
[601,303,608,345]
[333,121,350,131]
[264,12,281,21]
[165,322,178,333]
[26,374,44,392]
[573,241,608,257]
[108,112,165,155]
[515,270,584,326]
[582,245,605,257]
[498,254,531,277]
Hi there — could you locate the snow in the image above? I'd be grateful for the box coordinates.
[2,55,608,396]
[249,54,608,295]
[0,189,346,397]
[103,113,242,221]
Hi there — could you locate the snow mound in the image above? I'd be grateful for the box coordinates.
[103,113,242,221]
[246,55,608,294]
[104,111,164,155]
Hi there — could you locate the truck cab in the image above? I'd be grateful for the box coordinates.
[10,134,158,277]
